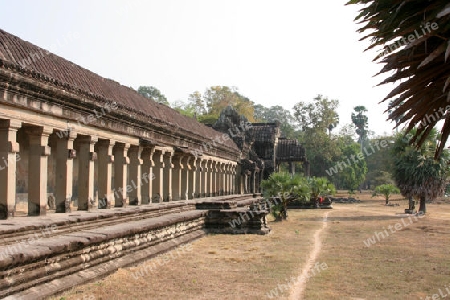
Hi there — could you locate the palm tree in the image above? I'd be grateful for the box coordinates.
[351,106,369,150]
[261,172,310,220]
[308,177,336,207]
[392,129,449,213]
[347,0,450,158]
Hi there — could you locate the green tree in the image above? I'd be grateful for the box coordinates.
[187,91,206,116]
[298,130,342,178]
[308,177,336,207]
[372,184,400,205]
[293,94,339,135]
[348,0,450,157]
[195,86,255,124]
[137,86,170,106]
[351,106,369,149]
[254,104,296,138]
[392,130,449,213]
[364,136,395,189]
[332,143,368,191]
[261,172,310,221]
[293,95,341,177]
[171,100,196,117]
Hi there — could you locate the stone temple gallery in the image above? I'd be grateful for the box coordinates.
[0,29,308,299]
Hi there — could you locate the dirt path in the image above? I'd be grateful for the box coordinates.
[288,211,330,300]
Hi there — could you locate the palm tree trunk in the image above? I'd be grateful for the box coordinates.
[419,196,426,213]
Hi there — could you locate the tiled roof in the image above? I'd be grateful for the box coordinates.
[0,28,238,151]
[276,138,306,162]
[250,123,279,143]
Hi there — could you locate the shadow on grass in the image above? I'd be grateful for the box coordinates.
[298,215,411,222]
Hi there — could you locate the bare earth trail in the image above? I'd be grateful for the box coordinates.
[289,211,330,300]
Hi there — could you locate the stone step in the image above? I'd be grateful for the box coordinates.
[0,195,258,247]
[0,209,207,299]
[0,194,264,299]
[0,202,197,247]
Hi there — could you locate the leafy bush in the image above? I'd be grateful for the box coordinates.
[372,184,400,205]
[261,172,310,220]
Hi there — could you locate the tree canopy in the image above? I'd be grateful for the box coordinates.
[137,86,170,106]
[293,94,339,135]
[392,129,449,212]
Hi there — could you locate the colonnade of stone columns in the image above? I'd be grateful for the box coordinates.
[0,119,239,219]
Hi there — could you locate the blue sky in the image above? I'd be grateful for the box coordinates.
[0,0,398,136]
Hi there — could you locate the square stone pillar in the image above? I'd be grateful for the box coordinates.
[216,162,222,196]
[181,156,191,200]
[77,136,98,211]
[250,170,256,194]
[188,157,196,199]
[212,161,216,196]
[163,151,173,201]
[113,142,130,207]
[228,164,234,195]
[195,158,202,198]
[172,155,182,201]
[201,159,208,197]
[128,145,143,205]
[26,126,52,216]
[97,139,114,209]
[221,163,226,196]
[152,149,164,203]
[225,164,231,195]
[0,119,21,219]
[141,147,155,204]
[55,130,76,213]
[207,160,214,197]
[234,164,240,194]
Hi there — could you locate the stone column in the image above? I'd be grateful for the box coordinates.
[231,164,242,194]
[97,139,114,209]
[207,160,213,197]
[289,161,295,175]
[172,155,182,201]
[77,135,98,211]
[26,126,52,216]
[221,163,226,196]
[250,169,256,194]
[55,130,76,212]
[195,158,202,198]
[214,161,220,196]
[113,142,129,207]
[152,149,164,203]
[226,164,231,195]
[0,119,21,219]
[128,145,143,205]
[212,161,218,196]
[201,159,208,197]
[227,165,230,194]
[180,156,190,200]
[141,147,155,204]
[188,157,196,199]
[163,151,173,201]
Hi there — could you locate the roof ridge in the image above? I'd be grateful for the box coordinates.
[0,28,239,153]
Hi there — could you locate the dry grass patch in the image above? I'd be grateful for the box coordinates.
[48,192,450,300]
[50,209,326,300]
[304,193,450,300]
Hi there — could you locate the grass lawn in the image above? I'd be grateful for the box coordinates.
[51,192,450,300]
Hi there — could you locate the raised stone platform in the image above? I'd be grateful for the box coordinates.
[0,194,269,299]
